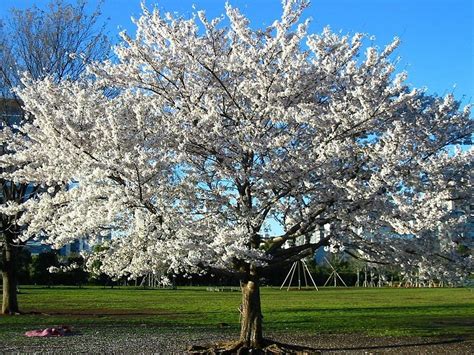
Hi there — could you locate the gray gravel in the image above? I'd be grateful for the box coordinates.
[0,327,472,354]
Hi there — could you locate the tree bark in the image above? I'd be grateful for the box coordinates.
[2,239,19,315]
[239,277,263,348]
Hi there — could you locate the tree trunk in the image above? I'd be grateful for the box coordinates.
[239,277,263,348]
[2,240,19,315]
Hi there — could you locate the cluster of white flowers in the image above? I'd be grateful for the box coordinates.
[1,0,471,282]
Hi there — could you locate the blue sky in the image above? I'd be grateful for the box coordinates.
[1,0,473,104]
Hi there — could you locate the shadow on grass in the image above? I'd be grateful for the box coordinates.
[15,303,473,317]
[267,303,474,313]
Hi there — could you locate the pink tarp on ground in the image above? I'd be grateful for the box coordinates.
[25,326,72,337]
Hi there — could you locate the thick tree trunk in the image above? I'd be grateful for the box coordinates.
[239,278,263,348]
[2,240,20,315]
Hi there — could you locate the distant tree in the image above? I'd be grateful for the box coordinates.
[31,251,59,286]
[0,0,109,314]
[16,248,32,285]
[4,0,472,350]
[60,254,89,286]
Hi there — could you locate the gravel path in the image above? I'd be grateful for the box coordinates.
[0,327,472,353]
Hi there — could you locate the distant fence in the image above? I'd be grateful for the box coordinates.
[206,286,240,292]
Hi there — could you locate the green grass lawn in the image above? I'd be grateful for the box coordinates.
[1,286,473,340]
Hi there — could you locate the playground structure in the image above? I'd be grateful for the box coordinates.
[397,271,453,288]
[355,264,386,288]
[280,259,318,291]
[323,257,348,287]
[354,264,451,288]
[134,253,455,290]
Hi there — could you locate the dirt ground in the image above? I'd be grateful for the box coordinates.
[0,328,473,354]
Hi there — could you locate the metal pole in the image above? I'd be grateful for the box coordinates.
[280,262,296,290]
[287,262,298,291]
[297,261,301,290]
[363,266,368,287]
[302,260,318,290]
[335,270,348,287]
[324,271,334,287]
[302,261,309,288]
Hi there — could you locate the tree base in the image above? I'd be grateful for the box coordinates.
[1,311,22,316]
[187,338,319,354]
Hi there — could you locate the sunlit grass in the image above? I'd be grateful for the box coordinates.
[1,286,472,340]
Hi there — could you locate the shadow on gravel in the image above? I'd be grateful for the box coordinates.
[188,337,469,354]
[317,337,465,351]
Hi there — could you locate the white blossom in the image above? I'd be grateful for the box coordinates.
[3,1,472,283]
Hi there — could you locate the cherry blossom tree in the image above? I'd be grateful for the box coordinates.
[3,0,472,349]
[0,0,109,315]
